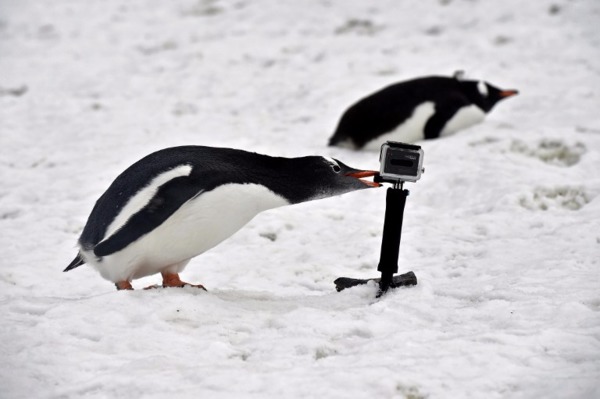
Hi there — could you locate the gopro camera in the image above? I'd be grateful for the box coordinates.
[375,141,424,184]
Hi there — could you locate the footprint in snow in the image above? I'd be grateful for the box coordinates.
[509,139,586,167]
[519,186,591,211]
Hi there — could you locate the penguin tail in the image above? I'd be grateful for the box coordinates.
[328,134,344,147]
[64,253,85,272]
[328,134,359,150]
[453,70,466,80]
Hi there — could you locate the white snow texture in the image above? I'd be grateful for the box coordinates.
[1,1,599,398]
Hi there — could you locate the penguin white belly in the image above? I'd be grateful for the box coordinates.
[363,102,436,151]
[440,105,485,136]
[83,183,289,282]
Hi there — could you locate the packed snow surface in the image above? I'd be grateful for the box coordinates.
[1,1,599,398]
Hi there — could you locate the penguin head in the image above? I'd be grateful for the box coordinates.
[461,80,519,112]
[286,156,380,202]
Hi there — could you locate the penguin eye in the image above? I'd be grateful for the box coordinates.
[323,157,342,173]
[477,81,488,97]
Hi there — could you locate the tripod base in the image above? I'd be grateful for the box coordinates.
[334,271,417,292]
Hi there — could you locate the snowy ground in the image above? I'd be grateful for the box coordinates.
[1,0,599,398]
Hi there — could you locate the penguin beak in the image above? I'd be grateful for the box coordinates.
[499,89,519,98]
[346,170,381,187]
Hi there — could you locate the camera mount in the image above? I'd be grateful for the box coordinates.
[334,141,421,297]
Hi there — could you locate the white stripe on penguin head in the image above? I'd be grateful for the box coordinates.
[323,157,340,169]
[477,81,488,97]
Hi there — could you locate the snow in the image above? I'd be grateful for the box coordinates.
[1,0,599,398]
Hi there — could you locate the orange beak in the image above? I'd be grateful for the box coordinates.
[499,89,519,98]
[346,170,381,187]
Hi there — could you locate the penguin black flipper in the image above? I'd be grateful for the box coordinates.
[423,98,467,140]
[93,175,204,258]
[64,253,85,272]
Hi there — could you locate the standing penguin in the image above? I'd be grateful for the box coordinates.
[328,72,518,150]
[65,146,379,290]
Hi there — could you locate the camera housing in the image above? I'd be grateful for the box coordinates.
[375,141,424,184]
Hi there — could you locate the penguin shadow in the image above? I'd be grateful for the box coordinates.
[207,285,382,312]
[205,270,428,311]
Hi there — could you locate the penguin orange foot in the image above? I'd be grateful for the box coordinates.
[161,272,207,290]
[115,281,133,290]
[143,273,207,290]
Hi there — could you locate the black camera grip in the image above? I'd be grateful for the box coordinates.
[377,187,409,293]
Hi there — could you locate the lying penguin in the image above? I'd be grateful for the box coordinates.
[328,72,518,150]
[65,145,380,290]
